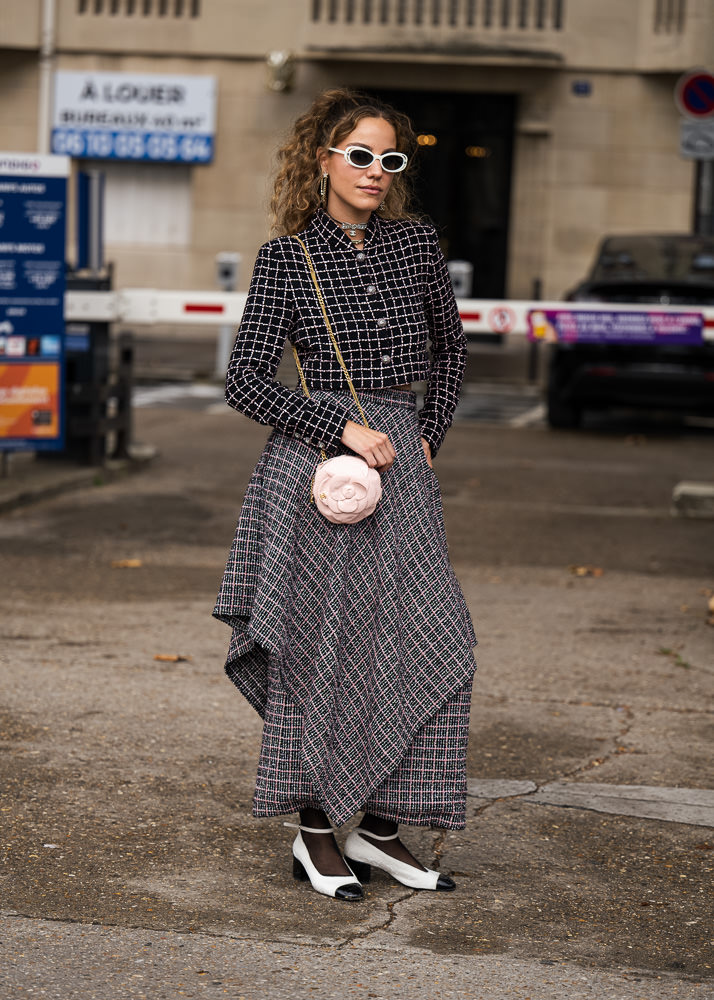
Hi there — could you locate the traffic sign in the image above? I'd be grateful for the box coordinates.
[680,119,714,159]
[675,69,714,119]
[487,305,516,334]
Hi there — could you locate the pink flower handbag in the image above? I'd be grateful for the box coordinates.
[292,236,382,525]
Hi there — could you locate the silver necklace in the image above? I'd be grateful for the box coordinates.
[338,220,368,240]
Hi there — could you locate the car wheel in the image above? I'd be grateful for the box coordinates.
[547,394,582,429]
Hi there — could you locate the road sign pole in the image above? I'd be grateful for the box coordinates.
[675,69,714,234]
[694,159,714,235]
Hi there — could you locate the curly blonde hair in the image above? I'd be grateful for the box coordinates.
[270,88,419,236]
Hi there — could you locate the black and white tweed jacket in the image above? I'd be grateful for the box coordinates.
[225,209,467,456]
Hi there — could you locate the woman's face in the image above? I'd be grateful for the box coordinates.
[319,116,399,223]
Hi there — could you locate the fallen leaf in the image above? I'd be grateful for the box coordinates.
[111,559,143,569]
[153,654,192,663]
[569,565,604,577]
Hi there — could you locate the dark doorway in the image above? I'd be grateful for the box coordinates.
[372,89,516,299]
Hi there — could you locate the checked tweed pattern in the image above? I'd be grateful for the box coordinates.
[224,210,467,458]
[214,388,477,829]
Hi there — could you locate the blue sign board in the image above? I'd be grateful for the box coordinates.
[0,153,69,451]
[51,129,214,164]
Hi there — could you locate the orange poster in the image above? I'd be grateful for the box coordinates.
[0,363,62,441]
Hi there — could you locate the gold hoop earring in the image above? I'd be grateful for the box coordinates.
[320,173,328,207]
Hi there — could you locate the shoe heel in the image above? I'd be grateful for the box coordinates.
[345,856,371,883]
[293,855,309,881]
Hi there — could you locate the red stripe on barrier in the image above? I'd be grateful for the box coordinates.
[184,303,225,314]
[704,318,714,328]
[459,312,482,321]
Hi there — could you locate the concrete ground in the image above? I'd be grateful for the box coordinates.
[1,349,713,998]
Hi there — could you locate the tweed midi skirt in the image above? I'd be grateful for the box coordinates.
[213,387,477,829]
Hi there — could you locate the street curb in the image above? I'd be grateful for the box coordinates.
[0,447,158,516]
[671,480,714,519]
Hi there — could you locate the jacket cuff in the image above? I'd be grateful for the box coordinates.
[297,397,350,452]
[417,414,447,458]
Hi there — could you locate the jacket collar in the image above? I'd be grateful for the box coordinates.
[303,209,384,251]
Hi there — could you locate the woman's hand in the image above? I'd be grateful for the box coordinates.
[421,437,433,468]
[341,419,396,472]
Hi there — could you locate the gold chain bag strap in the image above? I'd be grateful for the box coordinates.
[291,235,382,524]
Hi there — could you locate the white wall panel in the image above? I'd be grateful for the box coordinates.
[102,162,191,246]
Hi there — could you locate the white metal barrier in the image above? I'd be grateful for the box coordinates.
[65,289,714,341]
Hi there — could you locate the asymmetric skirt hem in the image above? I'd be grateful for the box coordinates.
[214,388,477,827]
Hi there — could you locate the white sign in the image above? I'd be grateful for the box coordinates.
[0,153,70,177]
[680,119,714,159]
[51,71,217,163]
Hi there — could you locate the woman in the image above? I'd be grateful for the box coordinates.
[214,89,476,902]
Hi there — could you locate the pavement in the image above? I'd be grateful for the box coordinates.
[1,339,713,999]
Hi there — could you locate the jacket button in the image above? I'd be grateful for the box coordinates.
[366,284,376,294]
[376,317,387,328]
[356,252,366,262]
[381,354,392,364]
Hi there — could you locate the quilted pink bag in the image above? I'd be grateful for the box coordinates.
[292,236,382,525]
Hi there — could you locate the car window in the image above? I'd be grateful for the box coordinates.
[591,236,714,284]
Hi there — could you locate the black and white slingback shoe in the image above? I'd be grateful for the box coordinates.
[344,828,456,891]
[284,823,364,901]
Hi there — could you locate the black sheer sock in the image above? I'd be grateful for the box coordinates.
[357,813,428,871]
[298,808,353,878]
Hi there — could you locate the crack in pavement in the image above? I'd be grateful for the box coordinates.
[464,703,638,823]
[556,704,635,783]
[336,829,455,949]
[335,888,415,950]
[0,907,394,952]
[481,693,714,716]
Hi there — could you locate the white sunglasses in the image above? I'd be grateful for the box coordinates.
[329,145,409,173]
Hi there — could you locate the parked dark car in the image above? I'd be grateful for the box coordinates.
[546,234,714,428]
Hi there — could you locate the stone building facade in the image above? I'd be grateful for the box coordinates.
[2,0,711,298]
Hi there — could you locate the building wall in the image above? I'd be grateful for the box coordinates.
[0,52,41,153]
[1,0,711,298]
[541,72,692,297]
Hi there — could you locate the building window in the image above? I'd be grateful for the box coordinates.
[307,0,565,29]
[655,0,686,33]
[101,163,192,247]
[77,0,201,14]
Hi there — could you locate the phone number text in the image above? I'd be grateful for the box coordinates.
[51,129,214,163]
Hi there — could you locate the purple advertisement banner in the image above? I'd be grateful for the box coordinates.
[527,309,704,346]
